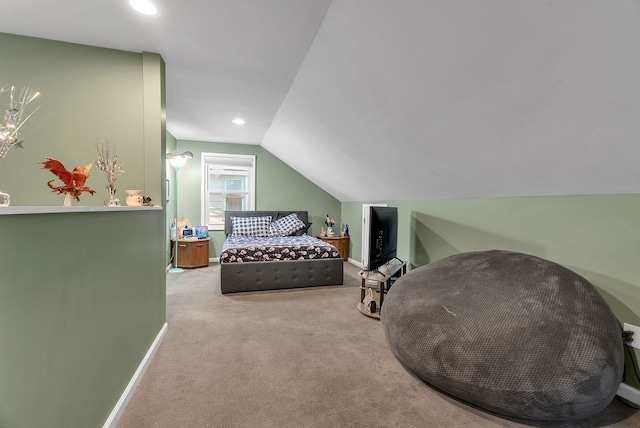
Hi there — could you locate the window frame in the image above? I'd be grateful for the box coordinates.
[201,152,256,230]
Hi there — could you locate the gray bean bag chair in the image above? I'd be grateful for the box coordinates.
[381,250,623,421]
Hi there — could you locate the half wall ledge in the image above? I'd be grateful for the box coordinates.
[0,206,163,215]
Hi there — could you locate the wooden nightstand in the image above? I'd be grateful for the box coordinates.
[317,235,349,261]
[175,238,210,268]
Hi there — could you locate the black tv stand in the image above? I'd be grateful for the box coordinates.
[358,259,407,319]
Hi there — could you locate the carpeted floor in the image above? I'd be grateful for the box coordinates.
[117,262,640,428]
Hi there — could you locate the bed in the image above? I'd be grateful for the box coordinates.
[220,210,344,294]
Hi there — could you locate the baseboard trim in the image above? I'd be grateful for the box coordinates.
[348,258,363,268]
[102,322,168,428]
[617,382,640,407]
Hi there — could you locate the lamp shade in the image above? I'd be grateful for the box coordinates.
[166,150,193,168]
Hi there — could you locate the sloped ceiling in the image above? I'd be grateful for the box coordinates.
[3,1,640,202]
[263,0,640,201]
[1,0,333,145]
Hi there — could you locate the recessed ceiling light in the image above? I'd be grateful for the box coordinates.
[232,118,246,125]
[130,0,158,16]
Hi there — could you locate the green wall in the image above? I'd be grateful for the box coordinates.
[343,194,640,387]
[0,33,159,206]
[173,140,341,257]
[0,33,167,427]
[165,132,178,264]
[0,211,165,427]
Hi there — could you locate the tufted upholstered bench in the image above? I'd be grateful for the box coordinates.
[220,259,343,293]
[381,250,624,421]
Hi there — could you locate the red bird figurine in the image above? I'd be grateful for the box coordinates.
[40,158,96,202]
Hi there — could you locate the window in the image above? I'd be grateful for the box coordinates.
[201,153,255,230]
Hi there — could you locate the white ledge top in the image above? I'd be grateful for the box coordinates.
[0,205,163,215]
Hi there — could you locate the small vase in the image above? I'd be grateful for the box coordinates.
[106,197,121,207]
[104,184,121,207]
[125,189,143,206]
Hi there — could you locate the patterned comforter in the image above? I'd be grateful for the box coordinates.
[220,235,341,263]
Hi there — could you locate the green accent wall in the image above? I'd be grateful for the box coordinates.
[0,33,157,205]
[165,132,177,264]
[0,211,165,427]
[343,194,640,387]
[0,33,167,427]
[173,140,341,257]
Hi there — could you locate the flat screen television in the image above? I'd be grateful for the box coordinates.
[367,206,398,272]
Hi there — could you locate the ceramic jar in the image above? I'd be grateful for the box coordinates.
[125,189,143,206]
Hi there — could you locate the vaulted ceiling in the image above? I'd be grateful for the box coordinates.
[4,1,640,202]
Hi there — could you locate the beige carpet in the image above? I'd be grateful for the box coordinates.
[117,262,639,428]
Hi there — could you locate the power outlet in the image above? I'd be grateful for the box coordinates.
[623,323,640,350]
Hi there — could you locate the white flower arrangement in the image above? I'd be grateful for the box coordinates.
[94,141,125,206]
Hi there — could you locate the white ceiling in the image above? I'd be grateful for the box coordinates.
[2,0,332,145]
[4,0,640,202]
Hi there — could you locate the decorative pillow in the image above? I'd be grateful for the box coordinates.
[268,222,281,237]
[271,213,307,236]
[291,221,312,236]
[231,216,272,237]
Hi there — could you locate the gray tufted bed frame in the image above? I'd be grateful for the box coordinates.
[220,211,344,294]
